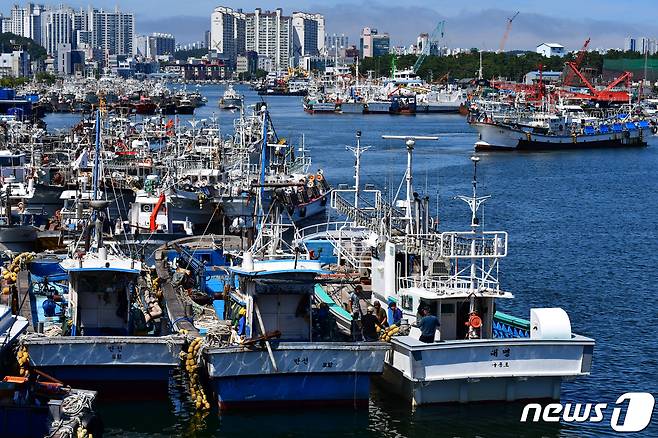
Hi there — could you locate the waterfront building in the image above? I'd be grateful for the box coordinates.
[536,42,565,57]
[236,50,258,75]
[56,42,85,75]
[291,11,325,66]
[624,36,636,52]
[360,27,389,58]
[0,49,30,77]
[325,33,348,51]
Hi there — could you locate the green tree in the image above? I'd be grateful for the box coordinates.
[0,32,47,61]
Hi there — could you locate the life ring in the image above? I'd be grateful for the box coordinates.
[308,174,315,181]
[316,173,323,181]
[468,314,482,329]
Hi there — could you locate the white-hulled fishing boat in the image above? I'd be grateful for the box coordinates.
[324,134,595,405]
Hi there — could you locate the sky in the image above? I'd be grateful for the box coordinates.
[11,1,658,49]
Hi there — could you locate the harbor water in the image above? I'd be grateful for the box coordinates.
[44,85,658,437]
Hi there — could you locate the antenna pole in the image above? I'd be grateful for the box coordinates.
[382,135,438,234]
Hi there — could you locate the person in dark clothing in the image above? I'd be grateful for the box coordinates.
[373,300,387,327]
[361,306,382,341]
[350,312,362,341]
[417,307,440,343]
[389,301,403,326]
[42,294,57,317]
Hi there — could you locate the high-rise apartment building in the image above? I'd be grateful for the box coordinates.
[9,3,44,42]
[245,8,291,71]
[291,11,324,65]
[41,6,73,55]
[90,7,134,57]
[210,6,246,67]
[209,6,324,72]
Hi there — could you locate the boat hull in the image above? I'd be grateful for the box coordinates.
[205,342,388,409]
[472,122,648,151]
[380,335,594,406]
[22,335,185,399]
[0,226,37,253]
[220,98,242,110]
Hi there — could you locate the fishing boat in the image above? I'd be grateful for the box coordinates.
[219,85,243,110]
[320,134,595,405]
[134,97,157,115]
[18,111,185,398]
[470,107,651,151]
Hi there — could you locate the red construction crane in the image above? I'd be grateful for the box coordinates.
[564,61,632,103]
[499,11,519,52]
[563,38,590,87]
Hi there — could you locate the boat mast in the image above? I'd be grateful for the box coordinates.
[346,130,370,209]
[456,155,491,337]
[92,107,101,201]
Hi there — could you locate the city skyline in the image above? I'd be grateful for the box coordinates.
[4,0,655,50]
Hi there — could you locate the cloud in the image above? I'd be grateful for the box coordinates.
[136,2,658,51]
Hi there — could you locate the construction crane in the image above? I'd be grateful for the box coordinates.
[564,61,632,103]
[498,11,519,53]
[412,20,446,74]
[562,37,590,87]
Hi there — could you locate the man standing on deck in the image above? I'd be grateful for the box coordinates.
[349,285,362,315]
[361,306,382,341]
[417,307,440,343]
[42,294,57,317]
[389,301,403,326]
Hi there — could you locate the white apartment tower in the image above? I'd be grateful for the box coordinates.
[210,6,246,66]
[41,7,73,55]
[291,11,325,65]
[90,7,135,56]
[9,3,44,42]
[246,8,292,71]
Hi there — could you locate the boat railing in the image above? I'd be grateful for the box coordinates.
[398,275,500,295]
[440,231,508,259]
[330,189,384,232]
[296,221,363,239]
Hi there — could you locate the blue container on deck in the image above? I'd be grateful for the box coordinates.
[24,93,39,103]
[0,88,16,100]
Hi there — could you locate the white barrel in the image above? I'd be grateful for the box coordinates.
[242,251,254,271]
[530,308,572,340]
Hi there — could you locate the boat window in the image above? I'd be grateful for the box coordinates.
[0,157,12,166]
[441,303,455,314]
[401,294,413,311]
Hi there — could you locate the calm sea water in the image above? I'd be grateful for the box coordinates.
[44,84,658,437]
